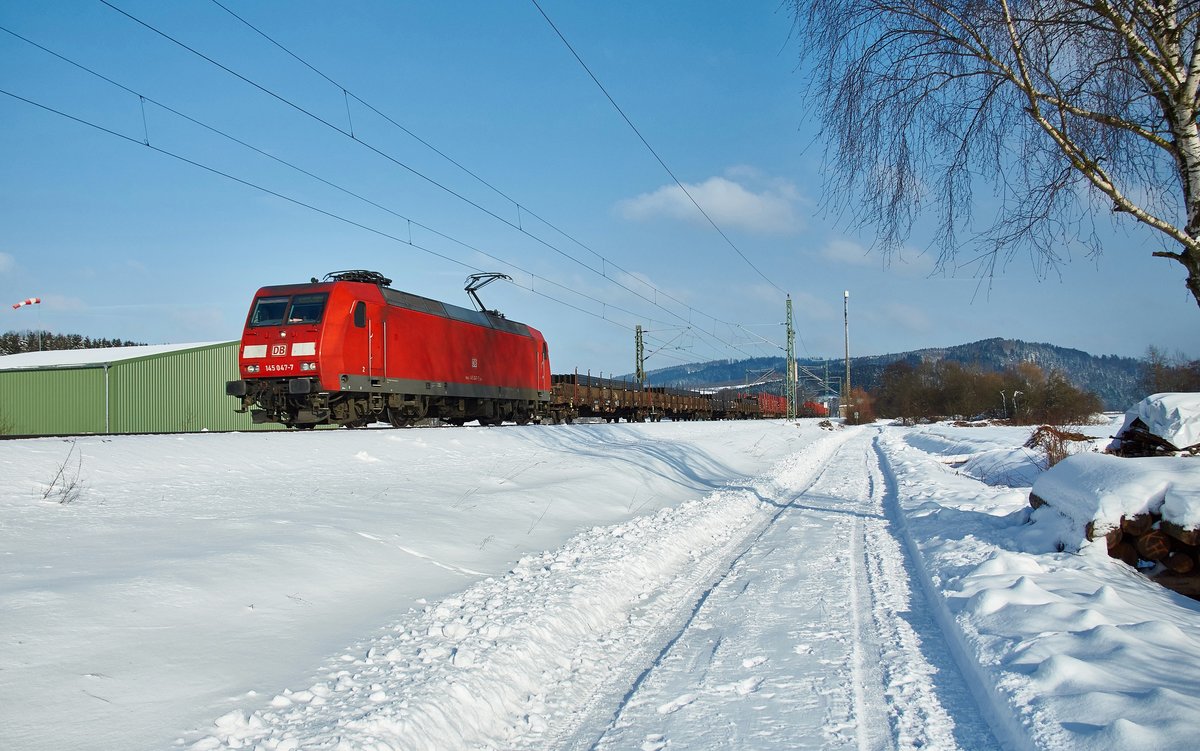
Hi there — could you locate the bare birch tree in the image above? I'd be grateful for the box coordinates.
[791,1,1200,308]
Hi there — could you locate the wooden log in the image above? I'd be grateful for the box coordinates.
[1121,514,1155,537]
[1109,541,1139,567]
[1160,520,1200,547]
[1105,527,1124,551]
[1150,570,1200,599]
[1164,551,1196,575]
[1029,492,1047,510]
[1135,530,1172,562]
[1084,521,1123,548]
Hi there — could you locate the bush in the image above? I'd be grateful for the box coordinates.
[844,387,876,424]
[1025,425,1092,468]
[872,360,1100,425]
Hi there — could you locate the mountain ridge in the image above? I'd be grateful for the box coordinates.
[635,337,1143,410]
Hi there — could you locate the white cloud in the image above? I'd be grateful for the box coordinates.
[820,239,873,266]
[617,171,803,234]
[819,238,936,277]
[0,252,14,274]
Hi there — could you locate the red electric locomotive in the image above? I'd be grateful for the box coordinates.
[226,271,551,428]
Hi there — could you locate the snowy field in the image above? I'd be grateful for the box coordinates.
[2,417,1199,750]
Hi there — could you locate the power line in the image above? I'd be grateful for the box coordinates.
[95,0,769,359]
[529,0,787,297]
[0,85,664,336]
[0,23,681,332]
[205,0,758,342]
[1,65,756,365]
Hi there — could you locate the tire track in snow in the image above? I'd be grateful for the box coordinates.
[846,475,892,751]
[554,427,862,750]
[857,435,999,750]
[583,429,887,750]
[583,429,1000,751]
[870,433,1025,751]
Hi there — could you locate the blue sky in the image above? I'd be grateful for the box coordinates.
[1,0,1195,378]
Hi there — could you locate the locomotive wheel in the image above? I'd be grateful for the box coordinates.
[386,408,414,428]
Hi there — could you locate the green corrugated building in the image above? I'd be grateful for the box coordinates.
[0,341,269,436]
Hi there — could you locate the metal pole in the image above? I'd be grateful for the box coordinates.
[843,291,851,421]
[785,296,796,420]
[104,362,110,434]
[635,325,645,386]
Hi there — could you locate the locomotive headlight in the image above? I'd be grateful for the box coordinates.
[246,364,260,373]
[300,362,317,371]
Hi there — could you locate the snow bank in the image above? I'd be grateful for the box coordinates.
[903,420,1117,489]
[1031,453,1200,534]
[0,421,812,751]
[6,418,1200,751]
[878,429,1200,751]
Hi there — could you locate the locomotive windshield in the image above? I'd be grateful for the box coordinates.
[249,293,328,327]
[287,294,328,324]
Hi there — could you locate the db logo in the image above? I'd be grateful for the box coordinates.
[471,358,478,368]
[271,344,287,357]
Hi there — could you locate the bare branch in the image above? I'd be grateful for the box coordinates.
[791,0,1200,308]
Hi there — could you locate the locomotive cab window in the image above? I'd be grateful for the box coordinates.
[353,300,367,328]
[249,296,289,327]
[287,293,328,324]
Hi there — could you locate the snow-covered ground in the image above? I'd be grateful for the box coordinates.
[2,417,1199,750]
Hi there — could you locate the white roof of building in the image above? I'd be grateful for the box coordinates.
[0,342,231,371]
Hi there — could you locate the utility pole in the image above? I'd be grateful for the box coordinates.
[635,324,646,386]
[785,296,796,420]
[843,290,851,421]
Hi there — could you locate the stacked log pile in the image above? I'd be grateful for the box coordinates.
[1109,419,1199,458]
[1029,493,1200,598]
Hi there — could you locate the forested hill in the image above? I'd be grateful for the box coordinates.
[642,338,1144,410]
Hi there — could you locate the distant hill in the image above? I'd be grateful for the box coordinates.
[638,338,1144,410]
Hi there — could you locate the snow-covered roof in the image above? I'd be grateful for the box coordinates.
[0,341,231,371]
[1117,392,1200,450]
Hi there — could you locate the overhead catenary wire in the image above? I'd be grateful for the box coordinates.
[0,23,698,339]
[205,0,756,339]
[94,0,769,360]
[0,87,645,337]
[529,0,788,298]
[0,26,764,363]
[0,75,749,367]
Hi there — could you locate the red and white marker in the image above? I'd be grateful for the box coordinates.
[11,298,41,309]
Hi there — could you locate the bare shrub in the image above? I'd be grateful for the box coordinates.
[42,440,85,504]
[1025,425,1092,469]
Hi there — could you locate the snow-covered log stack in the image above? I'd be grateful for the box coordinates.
[1030,453,1200,596]
[1108,393,1200,457]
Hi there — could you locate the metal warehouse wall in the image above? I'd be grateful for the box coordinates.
[0,366,106,435]
[0,342,271,436]
[108,341,258,434]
